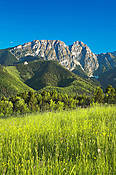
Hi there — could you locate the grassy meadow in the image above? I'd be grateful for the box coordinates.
[0,105,115,174]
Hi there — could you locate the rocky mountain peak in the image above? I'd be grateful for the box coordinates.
[10,40,99,76]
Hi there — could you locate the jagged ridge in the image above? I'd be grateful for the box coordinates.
[10,40,99,76]
[0,39,116,87]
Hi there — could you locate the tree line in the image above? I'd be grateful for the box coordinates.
[0,85,116,117]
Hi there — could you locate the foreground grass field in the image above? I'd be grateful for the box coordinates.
[0,105,116,174]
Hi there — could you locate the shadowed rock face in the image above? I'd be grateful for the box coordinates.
[10,40,99,76]
[95,52,116,75]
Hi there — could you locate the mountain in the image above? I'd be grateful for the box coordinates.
[93,52,116,88]
[9,40,99,76]
[0,39,116,88]
[72,65,88,79]
[95,52,116,76]
[98,67,116,88]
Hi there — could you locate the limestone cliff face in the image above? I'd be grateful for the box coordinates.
[10,40,99,76]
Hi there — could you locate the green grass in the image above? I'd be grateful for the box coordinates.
[0,105,115,174]
[0,65,34,97]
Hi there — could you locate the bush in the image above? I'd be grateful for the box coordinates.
[0,100,13,117]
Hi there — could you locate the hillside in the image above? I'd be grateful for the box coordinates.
[0,106,115,174]
[0,60,98,97]
[16,60,76,89]
[98,67,116,88]
[95,52,116,76]
[0,65,33,97]
[0,49,17,66]
[72,65,88,79]
[16,60,98,95]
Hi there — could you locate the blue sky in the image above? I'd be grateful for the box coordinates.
[0,0,116,53]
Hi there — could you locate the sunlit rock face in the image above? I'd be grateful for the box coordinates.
[10,40,99,76]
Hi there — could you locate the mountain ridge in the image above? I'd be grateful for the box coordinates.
[9,40,99,76]
[0,39,116,89]
[9,40,116,77]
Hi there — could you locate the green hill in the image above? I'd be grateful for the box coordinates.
[0,65,33,97]
[16,60,98,95]
[0,60,98,97]
[16,60,76,89]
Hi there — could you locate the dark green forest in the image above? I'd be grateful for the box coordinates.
[0,60,98,97]
[0,85,116,117]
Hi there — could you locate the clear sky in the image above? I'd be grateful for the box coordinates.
[0,0,116,53]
